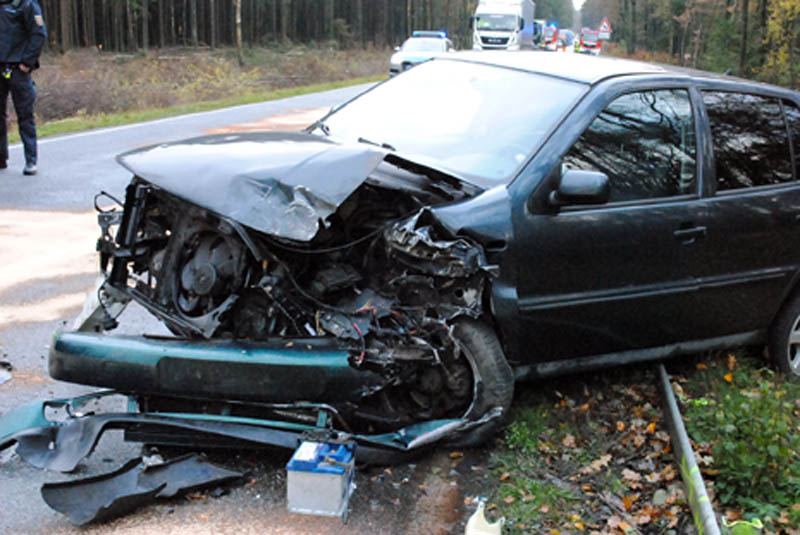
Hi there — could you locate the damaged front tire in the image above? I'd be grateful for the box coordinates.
[448,318,514,447]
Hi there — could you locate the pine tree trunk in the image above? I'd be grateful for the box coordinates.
[142,0,149,52]
[189,0,198,46]
[235,0,243,64]
[280,0,290,42]
[59,0,69,51]
[157,0,164,48]
[126,0,135,51]
[739,0,749,76]
[209,0,216,49]
[356,0,364,45]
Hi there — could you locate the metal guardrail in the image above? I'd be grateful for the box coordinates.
[656,363,722,535]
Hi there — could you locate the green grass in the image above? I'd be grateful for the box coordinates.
[680,350,800,530]
[9,74,383,143]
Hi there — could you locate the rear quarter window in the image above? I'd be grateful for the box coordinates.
[703,91,794,190]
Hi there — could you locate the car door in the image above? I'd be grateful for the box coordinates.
[510,87,709,363]
[685,91,800,337]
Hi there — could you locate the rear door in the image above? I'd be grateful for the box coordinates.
[686,91,800,336]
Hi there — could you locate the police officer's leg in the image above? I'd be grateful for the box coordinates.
[0,74,10,168]
[10,68,38,169]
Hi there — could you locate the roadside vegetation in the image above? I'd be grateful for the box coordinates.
[677,350,800,533]
[486,352,800,535]
[7,45,387,142]
[488,367,691,535]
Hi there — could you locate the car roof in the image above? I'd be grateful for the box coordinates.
[434,51,793,91]
[438,51,671,84]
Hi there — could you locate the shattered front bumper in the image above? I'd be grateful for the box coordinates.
[0,330,503,470]
[0,391,499,471]
[49,331,383,403]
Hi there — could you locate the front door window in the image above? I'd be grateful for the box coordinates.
[563,89,697,203]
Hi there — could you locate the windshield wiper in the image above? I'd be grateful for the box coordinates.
[358,137,396,151]
[308,120,330,136]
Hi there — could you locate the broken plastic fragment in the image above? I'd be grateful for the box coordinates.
[465,501,505,535]
[41,453,242,525]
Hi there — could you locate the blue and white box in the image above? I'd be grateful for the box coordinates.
[286,441,355,518]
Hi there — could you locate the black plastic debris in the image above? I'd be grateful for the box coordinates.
[41,453,242,525]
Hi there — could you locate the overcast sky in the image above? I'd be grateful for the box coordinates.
[572,0,585,10]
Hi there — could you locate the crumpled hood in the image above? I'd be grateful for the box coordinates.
[117,132,387,241]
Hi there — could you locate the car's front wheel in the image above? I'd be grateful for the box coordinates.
[769,291,800,379]
[447,317,515,446]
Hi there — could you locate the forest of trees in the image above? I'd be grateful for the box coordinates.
[35,0,798,87]
[581,0,799,87]
[37,0,576,52]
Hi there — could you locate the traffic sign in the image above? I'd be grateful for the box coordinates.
[598,18,612,40]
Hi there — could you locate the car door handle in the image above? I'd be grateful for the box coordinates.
[673,225,707,244]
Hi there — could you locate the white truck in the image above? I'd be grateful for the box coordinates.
[472,0,536,51]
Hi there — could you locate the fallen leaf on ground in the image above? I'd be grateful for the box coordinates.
[622,468,642,482]
[645,471,661,483]
[504,495,516,504]
[727,354,736,370]
[607,515,624,529]
[616,421,626,432]
[522,493,536,502]
[540,504,550,513]
[449,451,464,459]
[723,373,734,383]
[562,434,577,447]
[661,465,676,481]
[499,471,511,482]
[623,494,637,511]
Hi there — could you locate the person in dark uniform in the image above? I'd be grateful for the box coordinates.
[0,0,46,176]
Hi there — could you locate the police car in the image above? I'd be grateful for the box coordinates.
[389,30,454,76]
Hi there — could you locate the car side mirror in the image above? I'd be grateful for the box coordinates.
[549,169,610,206]
[520,18,525,30]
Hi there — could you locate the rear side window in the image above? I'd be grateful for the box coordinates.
[703,92,793,190]
[562,89,697,203]
[784,100,800,179]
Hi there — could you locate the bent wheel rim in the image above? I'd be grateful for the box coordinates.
[789,314,800,374]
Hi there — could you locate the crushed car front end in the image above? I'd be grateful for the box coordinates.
[47,130,514,453]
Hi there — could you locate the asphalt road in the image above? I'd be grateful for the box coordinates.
[0,83,491,535]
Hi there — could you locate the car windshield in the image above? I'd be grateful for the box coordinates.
[476,14,518,32]
[582,33,599,44]
[321,59,587,186]
[544,27,557,38]
[401,38,447,52]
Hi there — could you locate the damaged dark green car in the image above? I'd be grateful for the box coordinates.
[6,51,800,471]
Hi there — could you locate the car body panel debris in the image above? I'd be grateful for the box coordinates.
[0,391,499,471]
[41,453,242,525]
